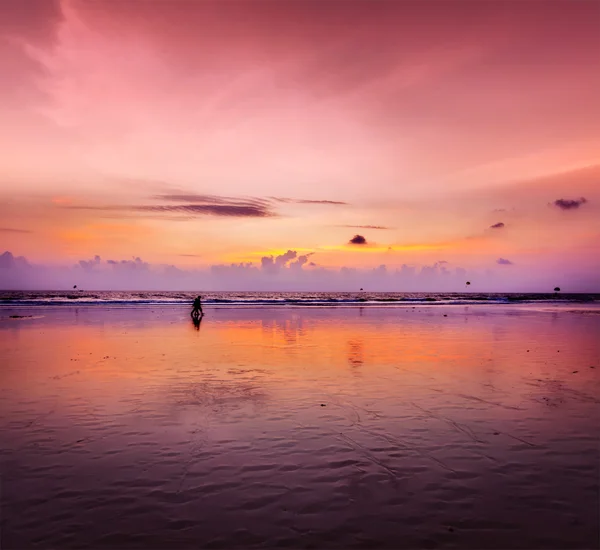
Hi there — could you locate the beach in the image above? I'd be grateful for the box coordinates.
[1,304,599,549]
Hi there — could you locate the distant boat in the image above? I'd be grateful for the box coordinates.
[73,285,77,289]
[554,286,561,292]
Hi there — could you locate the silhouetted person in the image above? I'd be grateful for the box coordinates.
[191,295,203,319]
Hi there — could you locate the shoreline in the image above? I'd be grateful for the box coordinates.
[2,302,600,314]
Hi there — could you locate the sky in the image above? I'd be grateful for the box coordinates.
[1,0,599,291]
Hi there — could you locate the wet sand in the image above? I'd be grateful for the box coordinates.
[1,305,599,549]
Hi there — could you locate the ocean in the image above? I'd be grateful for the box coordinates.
[1,290,599,307]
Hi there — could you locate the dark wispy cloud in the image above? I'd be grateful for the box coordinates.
[67,202,274,218]
[490,222,505,229]
[154,193,270,208]
[271,197,347,205]
[137,204,274,217]
[349,234,367,245]
[64,192,348,219]
[497,258,513,265]
[553,197,588,210]
[339,225,392,230]
[0,227,32,233]
[149,194,274,217]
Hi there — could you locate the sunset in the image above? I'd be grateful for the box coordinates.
[1,1,599,549]
[1,0,599,290]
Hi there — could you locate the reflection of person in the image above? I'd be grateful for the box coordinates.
[191,295,203,318]
[192,314,202,330]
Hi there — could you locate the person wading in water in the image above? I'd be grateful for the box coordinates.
[191,295,203,319]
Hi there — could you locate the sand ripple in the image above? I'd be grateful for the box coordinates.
[1,306,598,548]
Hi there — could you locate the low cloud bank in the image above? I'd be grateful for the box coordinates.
[1,251,597,292]
[0,250,476,291]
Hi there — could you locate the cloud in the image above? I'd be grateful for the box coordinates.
[553,197,588,210]
[0,227,33,233]
[261,250,297,273]
[490,222,505,229]
[289,252,314,271]
[271,197,347,205]
[349,234,367,245]
[107,257,150,271]
[68,203,274,218]
[136,204,274,218]
[496,258,513,265]
[0,251,30,269]
[63,192,350,219]
[77,255,101,271]
[339,225,392,230]
[210,262,258,278]
[2,249,598,292]
[258,250,317,274]
[275,250,297,267]
[154,194,271,209]
[372,264,387,276]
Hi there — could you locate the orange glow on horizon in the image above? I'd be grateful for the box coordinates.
[0,0,598,289]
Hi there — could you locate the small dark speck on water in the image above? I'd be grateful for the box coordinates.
[572,371,578,374]
[320,404,326,407]
[443,314,447,317]
[527,350,530,352]
[493,432,500,435]
[448,527,454,532]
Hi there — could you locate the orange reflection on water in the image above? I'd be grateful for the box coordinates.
[1,306,598,411]
[1,306,599,549]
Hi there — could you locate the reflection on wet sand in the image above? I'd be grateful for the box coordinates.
[191,314,202,330]
[347,339,365,368]
[0,306,599,549]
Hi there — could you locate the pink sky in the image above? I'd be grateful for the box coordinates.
[1,0,599,290]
